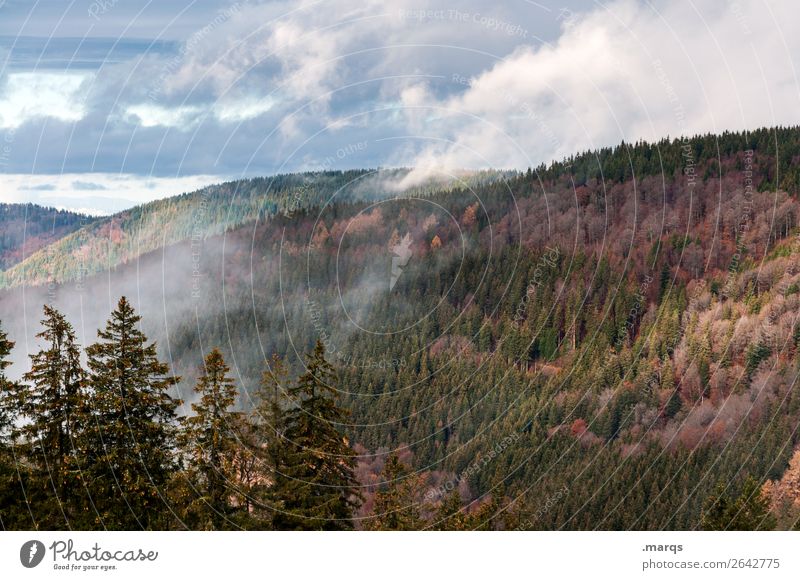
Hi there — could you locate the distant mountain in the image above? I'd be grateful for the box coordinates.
[0,169,511,289]
[0,203,95,271]
[5,127,800,529]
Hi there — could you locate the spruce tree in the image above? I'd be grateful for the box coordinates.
[365,452,422,530]
[272,340,361,530]
[701,477,776,530]
[0,320,13,439]
[16,306,87,528]
[0,320,22,529]
[432,490,468,530]
[248,354,291,528]
[182,348,240,529]
[83,297,180,529]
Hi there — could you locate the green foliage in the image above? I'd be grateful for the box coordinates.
[0,204,93,270]
[745,340,772,377]
[271,341,361,530]
[13,306,87,527]
[6,127,800,530]
[701,477,776,531]
[0,320,23,529]
[244,353,292,527]
[363,453,423,531]
[181,348,241,529]
[432,490,469,531]
[82,297,182,529]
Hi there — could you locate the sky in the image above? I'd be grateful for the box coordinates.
[0,0,798,214]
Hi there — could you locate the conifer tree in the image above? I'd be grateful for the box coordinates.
[701,477,776,530]
[365,452,422,530]
[16,306,86,527]
[82,297,181,529]
[182,348,240,529]
[248,354,291,527]
[272,340,361,530]
[432,490,468,530]
[468,488,509,531]
[0,320,13,439]
[0,320,22,529]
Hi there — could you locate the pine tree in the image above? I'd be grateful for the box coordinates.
[364,452,422,530]
[16,306,87,528]
[661,357,681,418]
[701,478,776,530]
[82,297,181,529]
[248,354,291,527]
[432,490,468,530]
[468,488,508,531]
[272,340,361,530]
[182,348,240,529]
[0,319,23,529]
[700,483,731,530]
[728,477,777,530]
[0,320,13,439]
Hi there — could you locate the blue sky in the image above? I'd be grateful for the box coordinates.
[0,0,797,213]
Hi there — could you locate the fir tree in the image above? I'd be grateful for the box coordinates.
[248,354,291,527]
[0,320,13,438]
[468,488,509,531]
[16,306,87,528]
[364,452,422,530]
[182,348,240,529]
[432,490,468,530]
[0,320,22,529]
[272,340,361,530]
[701,477,776,530]
[82,297,181,529]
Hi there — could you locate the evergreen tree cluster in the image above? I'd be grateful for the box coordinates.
[0,300,362,530]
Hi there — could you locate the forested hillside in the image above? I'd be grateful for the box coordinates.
[0,204,93,270]
[0,169,510,289]
[3,127,800,530]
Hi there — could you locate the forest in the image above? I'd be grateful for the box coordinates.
[3,126,800,530]
[0,204,92,271]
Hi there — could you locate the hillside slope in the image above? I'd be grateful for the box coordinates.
[0,169,511,289]
[0,203,94,271]
[4,126,800,528]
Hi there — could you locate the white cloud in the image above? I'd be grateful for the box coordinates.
[0,173,227,212]
[122,96,277,129]
[144,0,800,176]
[4,0,800,210]
[0,72,92,129]
[396,0,800,173]
[124,103,204,129]
[213,96,277,123]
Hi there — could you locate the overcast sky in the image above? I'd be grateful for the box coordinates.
[0,0,797,213]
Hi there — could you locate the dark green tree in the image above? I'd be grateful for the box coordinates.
[0,320,24,529]
[432,490,468,530]
[82,297,181,529]
[182,348,240,529]
[272,340,361,530]
[0,319,13,438]
[247,354,292,528]
[701,477,776,530]
[364,452,422,530]
[16,306,87,528]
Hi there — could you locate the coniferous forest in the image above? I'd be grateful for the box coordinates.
[4,127,800,530]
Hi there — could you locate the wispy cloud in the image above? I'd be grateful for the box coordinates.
[0,0,798,212]
[122,96,278,129]
[0,72,92,129]
[2,173,226,212]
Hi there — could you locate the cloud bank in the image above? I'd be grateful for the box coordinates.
[0,0,797,209]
